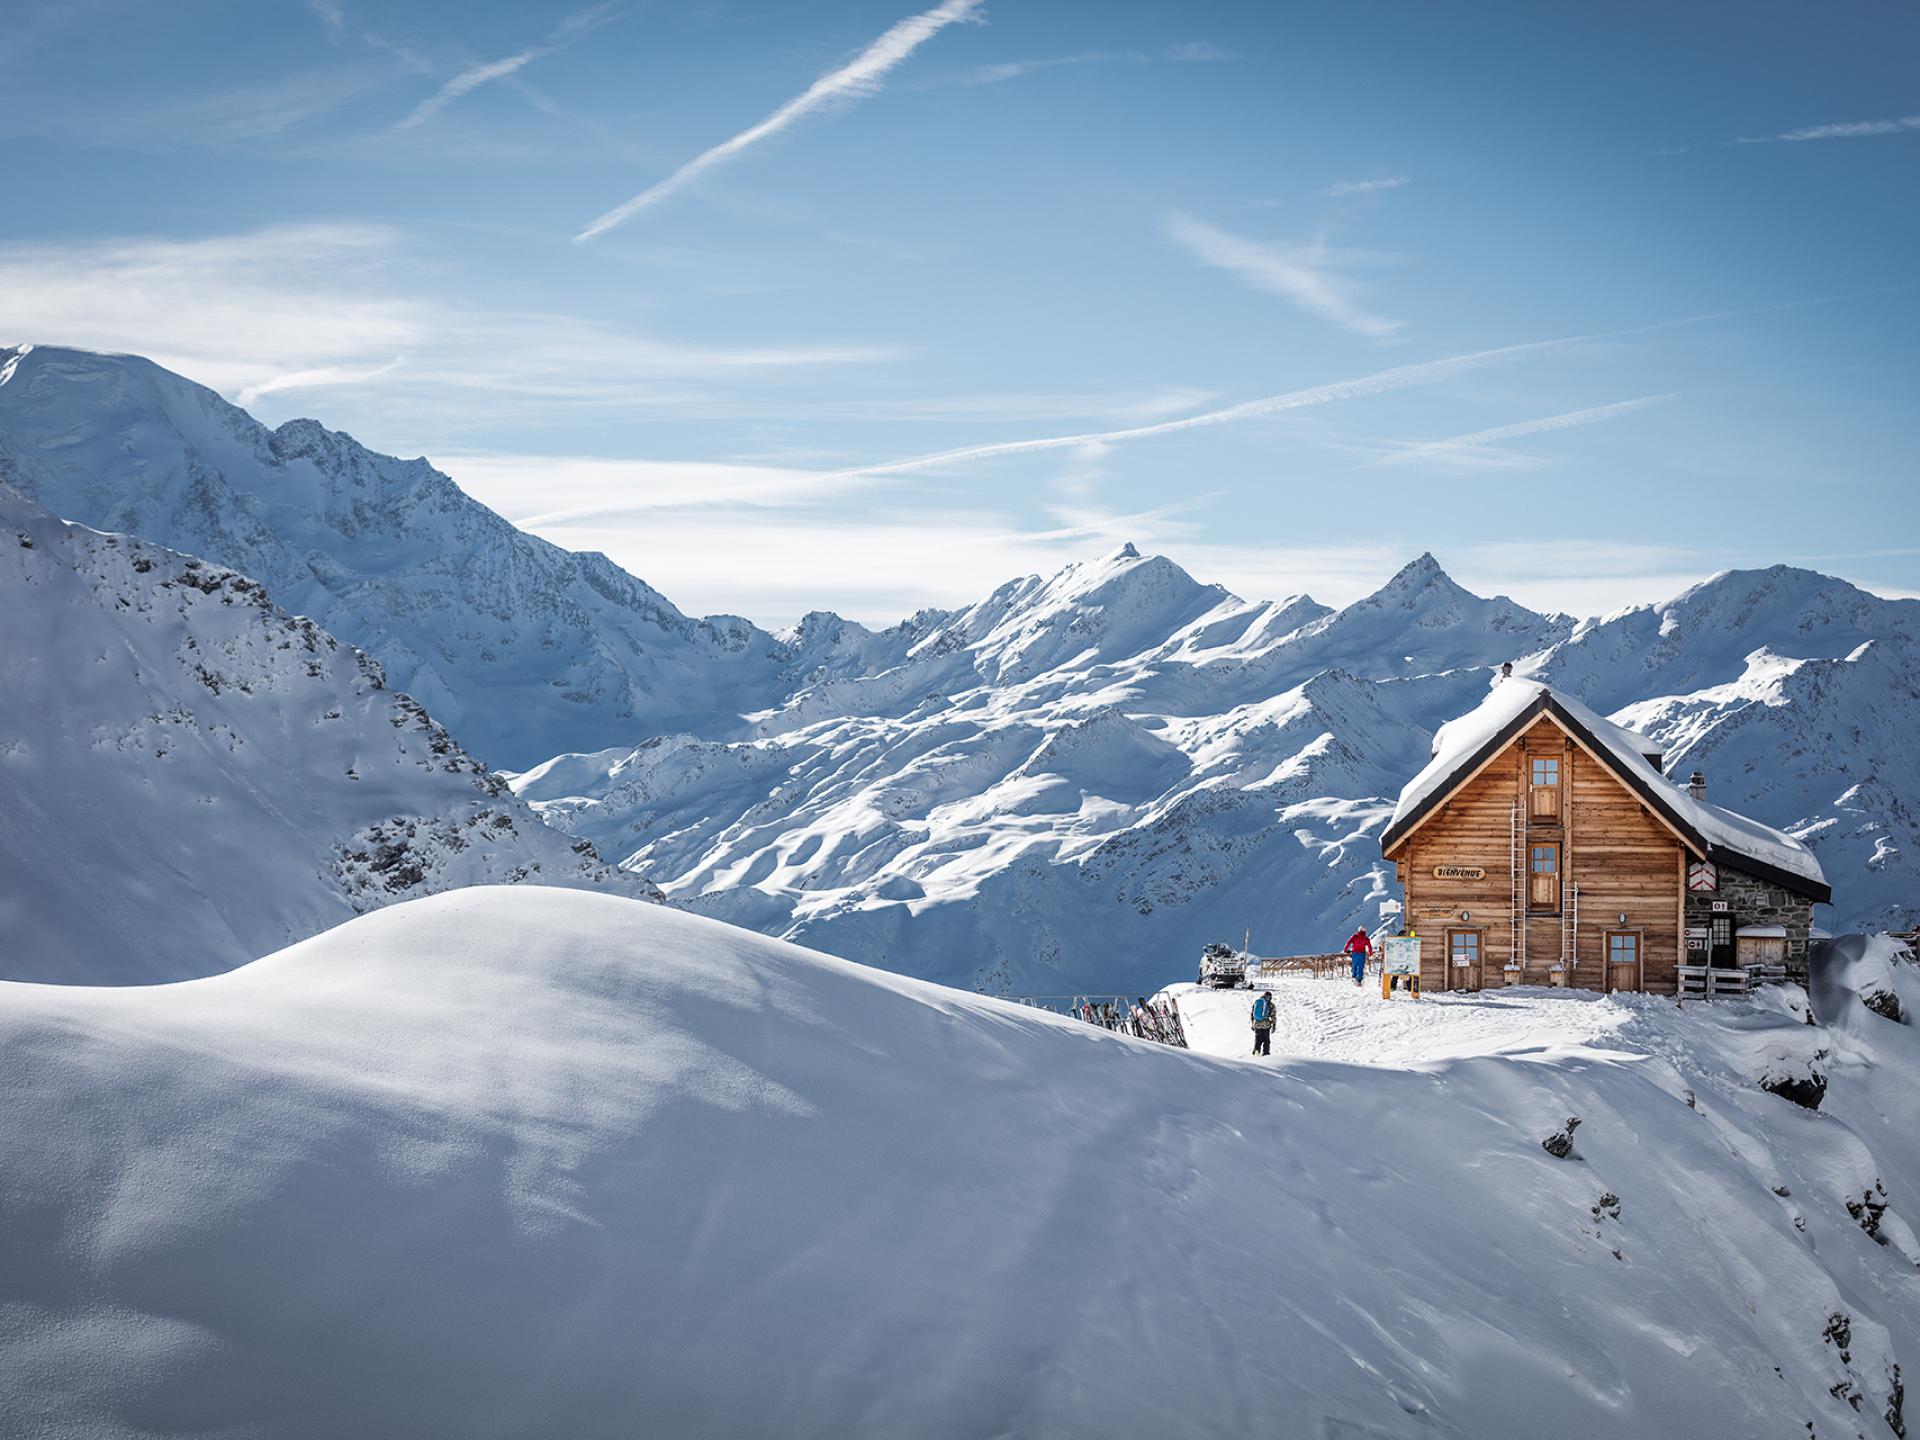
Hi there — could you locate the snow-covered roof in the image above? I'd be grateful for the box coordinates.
[1737,925,1787,938]
[1382,678,1829,900]
[1425,681,1663,767]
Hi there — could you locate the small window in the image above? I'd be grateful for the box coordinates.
[1530,845,1558,874]
[1529,754,1562,818]
[1606,931,1640,992]
[1450,932,1479,965]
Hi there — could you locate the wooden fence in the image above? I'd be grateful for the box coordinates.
[1246,952,1378,982]
[1677,962,1789,1000]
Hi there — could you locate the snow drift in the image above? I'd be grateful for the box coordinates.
[2,887,1912,1438]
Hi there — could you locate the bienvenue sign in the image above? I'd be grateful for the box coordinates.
[1431,864,1486,880]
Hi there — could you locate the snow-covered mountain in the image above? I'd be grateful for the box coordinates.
[518,545,1919,993]
[0,343,927,768]
[0,482,651,983]
[3,887,1913,1438]
[5,345,1914,994]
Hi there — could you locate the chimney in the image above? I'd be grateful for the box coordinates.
[1687,771,1707,800]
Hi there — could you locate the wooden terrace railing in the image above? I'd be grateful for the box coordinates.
[1246,953,1379,982]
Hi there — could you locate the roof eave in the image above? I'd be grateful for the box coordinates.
[1380,690,1555,858]
[1703,843,1832,905]
[1382,690,1711,860]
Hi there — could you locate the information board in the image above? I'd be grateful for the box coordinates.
[1382,936,1420,975]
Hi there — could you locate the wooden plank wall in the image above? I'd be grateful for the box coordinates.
[1562,733,1685,991]
[1400,716,1686,993]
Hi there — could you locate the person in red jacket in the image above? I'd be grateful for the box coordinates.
[1345,927,1373,987]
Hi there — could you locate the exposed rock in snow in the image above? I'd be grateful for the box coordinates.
[3,890,1915,1438]
[0,482,653,983]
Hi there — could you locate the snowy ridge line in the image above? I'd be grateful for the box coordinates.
[0,480,655,983]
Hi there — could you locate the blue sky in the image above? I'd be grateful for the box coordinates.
[3,0,1916,624]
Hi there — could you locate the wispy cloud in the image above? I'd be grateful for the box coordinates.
[954,49,1132,85]
[156,65,402,144]
[1166,41,1238,62]
[466,474,1723,627]
[1734,114,1920,144]
[441,452,879,524]
[395,4,620,131]
[305,0,346,41]
[1324,175,1408,198]
[1165,213,1403,339]
[827,290,1891,481]
[1367,394,1675,471]
[0,224,893,439]
[575,0,982,241]
[942,41,1236,87]
[838,337,1582,479]
[236,357,408,407]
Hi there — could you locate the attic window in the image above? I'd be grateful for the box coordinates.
[1529,754,1561,820]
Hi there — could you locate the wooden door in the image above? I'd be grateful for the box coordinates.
[1529,754,1561,820]
[1605,931,1641,992]
[1528,842,1561,912]
[1445,928,1483,991]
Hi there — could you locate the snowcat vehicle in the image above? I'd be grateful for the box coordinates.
[1197,941,1248,989]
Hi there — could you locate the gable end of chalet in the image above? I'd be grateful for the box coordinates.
[1380,688,1830,905]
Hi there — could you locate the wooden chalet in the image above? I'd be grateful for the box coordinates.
[1379,675,1830,994]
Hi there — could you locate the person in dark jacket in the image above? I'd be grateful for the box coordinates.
[1250,990,1276,1055]
[1345,927,1373,986]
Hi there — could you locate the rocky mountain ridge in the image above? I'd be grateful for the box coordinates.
[0,480,652,983]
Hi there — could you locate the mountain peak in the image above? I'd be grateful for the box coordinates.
[1398,551,1449,583]
[1111,541,1142,561]
[1360,552,1469,607]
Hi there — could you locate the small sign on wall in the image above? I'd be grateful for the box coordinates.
[1711,900,1729,913]
[1431,865,1486,880]
[1687,861,1719,892]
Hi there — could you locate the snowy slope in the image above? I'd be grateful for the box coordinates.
[0,344,930,767]
[0,484,650,983]
[0,887,1911,1439]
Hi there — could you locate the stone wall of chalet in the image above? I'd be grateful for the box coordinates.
[1684,864,1817,981]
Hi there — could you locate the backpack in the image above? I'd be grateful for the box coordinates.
[1253,996,1274,1024]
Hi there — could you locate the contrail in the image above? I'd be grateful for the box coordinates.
[396,5,620,131]
[575,0,981,241]
[832,285,1912,478]
[1373,394,1675,467]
